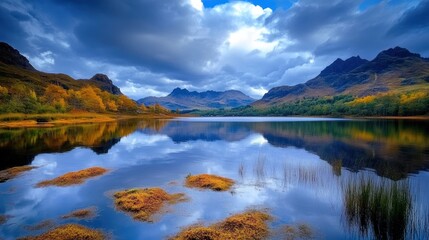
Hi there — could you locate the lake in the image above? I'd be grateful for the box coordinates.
[0,117,428,239]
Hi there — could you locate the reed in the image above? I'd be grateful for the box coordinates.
[343,175,413,239]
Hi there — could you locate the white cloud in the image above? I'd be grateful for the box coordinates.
[26,51,55,69]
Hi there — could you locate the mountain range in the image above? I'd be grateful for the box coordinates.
[254,47,429,106]
[138,88,255,110]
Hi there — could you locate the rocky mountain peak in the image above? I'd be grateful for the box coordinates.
[0,42,36,71]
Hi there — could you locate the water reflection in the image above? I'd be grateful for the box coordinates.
[147,119,429,180]
[0,117,428,239]
[0,119,167,170]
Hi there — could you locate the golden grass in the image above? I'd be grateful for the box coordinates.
[0,165,37,183]
[0,112,177,128]
[171,210,272,240]
[18,223,105,240]
[36,167,108,187]
[113,187,186,222]
[185,174,235,191]
[62,207,97,220]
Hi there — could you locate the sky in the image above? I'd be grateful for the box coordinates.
[1,0,428,99]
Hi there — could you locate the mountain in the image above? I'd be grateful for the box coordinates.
[254,47,429,106]
[78,74,122,95]
[0,42,121,96]
[138,88,255,110]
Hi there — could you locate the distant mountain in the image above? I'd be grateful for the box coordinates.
[0,42,122,96]
[138,88,255,110]
[254,47,429,106]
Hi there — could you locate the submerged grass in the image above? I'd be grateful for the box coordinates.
[18,223,105,240]
[24,220,56,231]
[171,210,272,240]
[0,165,37,183]
[36,167,107,187]
[185,174,235,191]
[113,187,186,222]
[282,223,315,240]
[0,214,10,225]
[62,207,97,220]
[343,176,412,239]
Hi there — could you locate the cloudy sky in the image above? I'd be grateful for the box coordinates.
[1,0,428,99]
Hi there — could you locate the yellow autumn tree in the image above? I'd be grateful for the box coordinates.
[117,95,137,112]
[42,84,69,111]
[78,86,106,112]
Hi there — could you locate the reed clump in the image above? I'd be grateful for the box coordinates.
[18,223,105,240]
[62,207,97,220]
[343,176,412,239]
[36,167,107,187]
[113,187,186,222]
[171,210,271,240]
[185,174,235,191]
[0,165,37,183]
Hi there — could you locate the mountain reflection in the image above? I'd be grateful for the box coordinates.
[0,119,167,170]
[151,119,429,180]
[1,118,428,179]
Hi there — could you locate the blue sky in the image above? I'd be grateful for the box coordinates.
[1,0,428,99]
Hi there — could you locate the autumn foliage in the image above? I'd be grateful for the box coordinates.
[0,83,170,115]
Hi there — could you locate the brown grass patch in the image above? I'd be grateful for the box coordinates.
[0,165,37,183]
[185,174,235,191]
[113,187,186,222]
[18,223,105,240]
[36,167,108,187]
[62,207,97,220]
[171,210,272,240]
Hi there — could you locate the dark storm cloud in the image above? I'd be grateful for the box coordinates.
[1,0,428,99]
[49,0,220,80]
[388,0,429,35]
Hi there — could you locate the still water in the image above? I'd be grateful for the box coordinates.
[0,117,428,239]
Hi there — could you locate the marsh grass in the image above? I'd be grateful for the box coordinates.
[18,223,105,240]
[331,159,342,176]
[62,207,97,220]
[185,174,235,191]
[170,210,272,240]
[254,154,267,186]
[0,165,37,183]
[113,187,186,222]
[342,175,413,239]
[36,167,107,187]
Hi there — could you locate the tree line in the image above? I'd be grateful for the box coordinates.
[0,83,169,114]
[198,90,429,117]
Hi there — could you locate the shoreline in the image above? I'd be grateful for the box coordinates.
[0,113,177,128]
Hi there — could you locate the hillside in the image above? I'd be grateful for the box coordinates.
[138,87,255,110]
[0,42,168,115]
[254,47,429,106]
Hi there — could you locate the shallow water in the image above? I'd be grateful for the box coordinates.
[0,117,428,239]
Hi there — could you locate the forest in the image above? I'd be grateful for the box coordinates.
[198,90,429,117]
[0,83,169,115]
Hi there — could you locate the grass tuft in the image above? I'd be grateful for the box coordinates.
[18,223,105,240]
[62,207,97,220]
[171,210,271,240]
[185,174,235,191]
[0,165,37,183]
[113,187,186,222]
[36,167,107,187]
